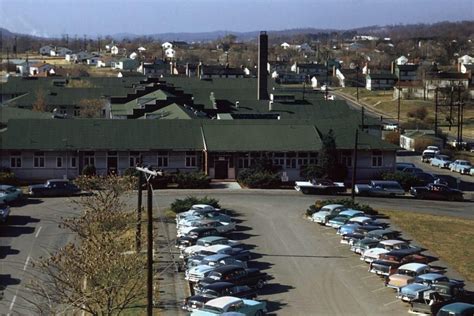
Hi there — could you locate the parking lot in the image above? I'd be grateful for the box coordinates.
[1,190,473,315]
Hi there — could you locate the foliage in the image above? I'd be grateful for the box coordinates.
[319,129,347,181]
[170,196,220,214]
[82,164,96,176]
[300,164,325,179]
[306,198,378,217]
[26,175,144,314]
[123,167,140,177]
[78,98,105,118]
[378,171,423,191]
[384,131,400,145]
[174,171,210,189]
[237,169,281,189]
[407,107,428,121]
[32,89,47,112]
[0,171,18,186]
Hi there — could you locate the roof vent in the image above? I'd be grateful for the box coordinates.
[235,101,239,108]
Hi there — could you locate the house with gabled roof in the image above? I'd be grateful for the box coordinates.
[366,73,398,90]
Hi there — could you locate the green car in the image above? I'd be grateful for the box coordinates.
[437,302,474,316]
[191,296,266,316]
[0,185,23,203]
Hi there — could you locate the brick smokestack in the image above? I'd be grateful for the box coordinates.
[258,31,269,100]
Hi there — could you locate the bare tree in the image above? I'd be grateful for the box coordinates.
[32,89,47,112]
[78,98,106,118]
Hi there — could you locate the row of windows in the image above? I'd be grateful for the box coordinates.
[9,154,197,168]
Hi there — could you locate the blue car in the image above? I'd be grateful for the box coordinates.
[0,201,11,223]
[0,185,24,203]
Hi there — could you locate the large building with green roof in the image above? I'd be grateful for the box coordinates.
[1,75,399,181]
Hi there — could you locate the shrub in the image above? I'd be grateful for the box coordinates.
[170,196,220,213]
[82,165,96,176]
[300,165,325,179]
[0,171,18,186]
[123,168,140,177]
[378,171,423,191]
[407,107,428,121]
[174,171,210,189]
[306,198,378,217]
[384,131,400,145]
[237,169,281,188]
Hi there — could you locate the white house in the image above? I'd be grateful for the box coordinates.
[457,55,474,65]
[39,45,53,55]
[161,42,173,49]
[105,43,114,52]
[137,46,146,52]
[396,55,409,65]
[86,56,100,66]
[111,45,120,55]
[129,52,138,60]
[29,63,54,76]
[96,57,113,68]
[165,48,176,59]
[50,47,72,57]
[281,42,291,49]
[311,76,318,88]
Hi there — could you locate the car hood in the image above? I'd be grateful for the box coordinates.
[312,211,330,219]
[184,245,205,255]
[389,274,413,286]
[29,184,47,190]
[364,248,389,258]
[400,283,430,296]
[189,265,215,275]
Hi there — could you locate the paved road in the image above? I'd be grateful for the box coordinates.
[1,190,472,315]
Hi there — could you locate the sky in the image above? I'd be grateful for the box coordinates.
[0,0,472,37]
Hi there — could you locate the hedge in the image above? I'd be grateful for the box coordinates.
[237,169,281,188]
[170,196,220,213]
[174,171,210,189]
[306,198,378,217]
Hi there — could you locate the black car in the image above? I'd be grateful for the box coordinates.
[183,282,258,311]
[197,265,269,291]
[176,227,221,249]
[410,183,464,201]
[396,162,416,171]
[29,179,81,197]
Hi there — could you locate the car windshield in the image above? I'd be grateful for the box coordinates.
[201,289,219,297]
[202,306,224,313]
[398,269,417,277]
[200,250,216,256]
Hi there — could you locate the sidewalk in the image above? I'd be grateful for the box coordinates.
[333,89,390,119]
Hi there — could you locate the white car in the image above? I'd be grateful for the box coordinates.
[450,160,472,174]
[182,236,241,258]
[360,240,413,263]
[178,220,236,237]
[310,204,346,225]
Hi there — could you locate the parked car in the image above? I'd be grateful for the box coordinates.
[341,225,386,244]
[398,274,464,302]
[176,228,222,250]
[361,240,421,263]
[327,209,365,228]
[182,237,241,257]
[197,266,269,292]
[28,179,81,197]
[185,245,251,263]
[436,302,474,316]
[178,220,236,237]
[386,263,433,290]
[186,253,249,272]
[350,238,380,254]
[0,201,11,223]
[421,150,437,163]
[178,212,233,228]
[450,160,472,174]
[354,180,405,197]
[410,183,464,201]
[0,185,24,203]
[402,167,424,174]
[346,228,401,246]
[396,162,416,171]
[369,249,430,276]
[183,283,258,312]
[176,204,221,222]
[410,286,472,315]
[311,204,347,225]
[294,179,345,195]
[431,155,452,169]
[190,296,266,316]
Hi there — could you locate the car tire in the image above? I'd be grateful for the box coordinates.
[255,310,264,316]
[256,279,265,289]
[301,188,309,194]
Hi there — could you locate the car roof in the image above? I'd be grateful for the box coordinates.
[0,185,14,190]
[349,216,372,222]
[379,240,405,246]
[368,229,395,235]
[203,253,231,261]
[205,296,242,309]
[322,204,345,209]
[204,244,231,252]
[213,265,243,273]
[47,179,69,182]
[417,273,446,281]
[439,302,474,313]
[371,180,400,185]
[199,236,226,242]
[398,263,428,271]
[339,209,363,216]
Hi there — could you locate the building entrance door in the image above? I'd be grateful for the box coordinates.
[214,160,228,179]
[107,157,118,175]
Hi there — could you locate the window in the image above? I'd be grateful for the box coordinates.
[341,152,352,167]
[71,157,77,168]
[73,107,80,117]
[157,151,168,167]
[34,152,45,168]
[238,153,250,169]
[372,150,383,167]
[56,157,63,168]
[272,152,284,166]
[84,152,95,166]
[185,151,197,167]
[309,152,318,165]
[10,152,22,168]
[129,151,140,167]
[285,152,296,169]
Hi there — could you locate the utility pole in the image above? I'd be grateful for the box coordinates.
[434,88,438,137]
[136,171,143,252]
[356,66,360,102]
[351,129,359,202]
[361,106,365,131]
[397,80,401,126]
[135,167,162,316]
[449,86,454,131]
[325,52,329,100]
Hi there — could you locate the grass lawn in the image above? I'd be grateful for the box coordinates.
[380,209,474,282]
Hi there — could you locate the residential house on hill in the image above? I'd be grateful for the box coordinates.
[50,47,72,57]
[29,63,54,76]
[366,73,397,90]
[39,45,54,56]
[114,58,140,71]
[199,65,245,79]
[394,64,419,81]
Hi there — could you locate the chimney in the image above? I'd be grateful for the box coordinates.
[257,31,269,100]
[235,101,239,108]
[332,65,336,77]
[391,61,395,74]
[268,101,273,111]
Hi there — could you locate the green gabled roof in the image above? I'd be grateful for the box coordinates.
[143,103,194,120]
[111,89,176,116]
[1,119,204,150]
[202,121,322,151]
